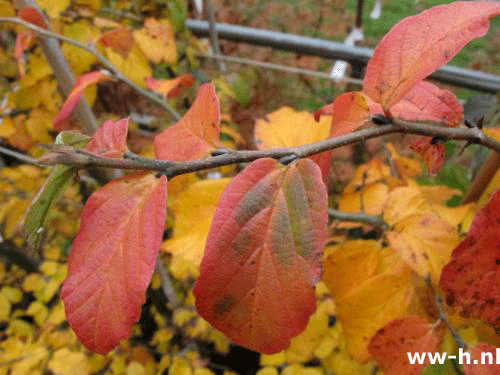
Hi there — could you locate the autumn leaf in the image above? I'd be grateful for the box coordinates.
[323,242,414,361]
[464,343,500,375]
[162,178,230,280]
[53,70,112,130]
[390,81,463,126]
[328,92,371,137]
[15,31,32,77]
[410,137,445,175]
[18,7,48,29]
[386,212,459,281]
[97,27,134,57]
[364,2,500,109]
[386,143,422,179]
[133,18,177,65]
[440,190,500,332]
[84,118,129,158]
[254,106,331,183]
[368,315,441,375]
[154,83,220,161]
[61,174,167,354]
[194,158,328,354]
[146,74,195,99]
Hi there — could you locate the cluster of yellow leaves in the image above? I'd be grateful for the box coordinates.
[324,146,478,363]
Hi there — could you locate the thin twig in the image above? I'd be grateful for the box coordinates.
[328,208,388,229]
[196,52,364,85]
[0,17,181,121]
[155,259,180,308]
[0,145,41,166]
[14,120,499,179]
[427,277,467,349]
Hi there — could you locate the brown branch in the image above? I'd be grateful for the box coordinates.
[0,16,181,121]
[28,120,500,178]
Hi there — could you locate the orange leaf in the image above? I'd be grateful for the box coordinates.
[464,343,500,375]
[18,7,48,29]
[154,83,220,161]
[368,315,440,375]
[15,31,32,77]
[410,137,445,175]
[391,81,463,126]
[193,158,328,354]
[364,2,500,109]
[146,74,195,99]
[60,174,167,354]
[85,118,129,158]
[133,18,177,64]
[53,71,112,130]
[440,190,500,331]
[329,92,371,137]
[97,27,134,57]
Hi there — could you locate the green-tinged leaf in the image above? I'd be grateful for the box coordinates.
[194,158,328,354]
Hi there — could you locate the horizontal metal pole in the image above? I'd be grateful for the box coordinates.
[187,19,500,93]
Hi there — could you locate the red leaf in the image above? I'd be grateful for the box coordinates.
[98,27,134,57]
[369,315,440,375]
[154,83,220,161]
[54,71,112,130]
[391,81,463,126]
[364,2,500,109]
[18,7,48,29]
[61,174,167,354]
[440,190,500,331]
[85,118,129,158]
[15,31,32,77]
[410,137,445,175]
[193,158,328,354]
[464,343,500,375]
[146,74,195,99]
[329,92,371,137]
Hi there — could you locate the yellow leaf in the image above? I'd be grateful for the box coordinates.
[194,369,216,375]
[1,286,22,303]
[256,368,279,375]
[0,291,11,321]
[106,44,152,87]
[133,18,177,64]
[0,0,15,17]
[27,301,48,325]
[260,352,286,367]
[21,51,52,88]
[73,0,101,11]
[418,185,462,204]
[323,241,381,298]
[126,361,145,375]
[432,203,476,230]
[25,108,54,144]
[170,357,193,375]
[0,117,15,137]
[282,364,324,375]
[47,348,89,375]
[386,143,421,179]
[162,178,230,279]
[11,347,48,375]
[324,246,414,361]
[386,212,459,280]
[383,186,430,226]
[254,107,331,149]
[37,0,70,18]
[338,183,388,219]
[62,20,99,74]
[343,158,391,192]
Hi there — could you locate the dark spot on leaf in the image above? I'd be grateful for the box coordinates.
[214,295,235,316]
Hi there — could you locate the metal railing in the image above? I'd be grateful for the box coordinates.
[186,19,500,94]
